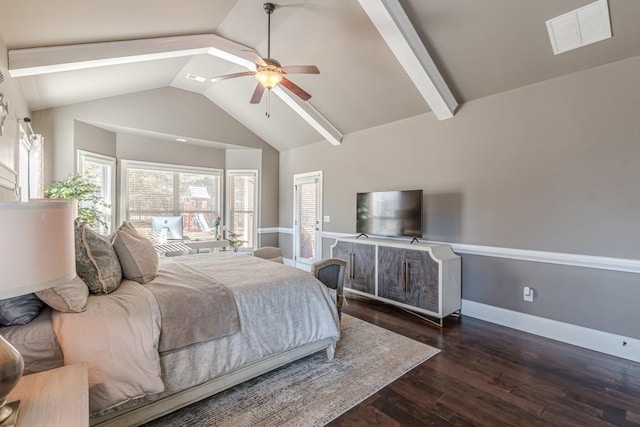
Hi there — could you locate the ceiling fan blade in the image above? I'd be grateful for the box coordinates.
[241,49,267,67]
[210,71,255,83]
[250,83,266,104]
[282,65,320,74]
[280,78,312,101]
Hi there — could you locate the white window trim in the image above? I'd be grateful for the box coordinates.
[77,150,117,231]
[119,159,223,226]
[226,169,259,251]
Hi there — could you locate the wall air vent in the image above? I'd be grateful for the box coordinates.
[185,73,206,82]
[546,0,611,55]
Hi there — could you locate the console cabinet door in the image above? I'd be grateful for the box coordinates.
[378,246,406,303]
[406,249,439,312]
[333,241,375,294]
[378,247,440,312]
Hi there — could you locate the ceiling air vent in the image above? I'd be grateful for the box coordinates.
[546,0,611,55]
[185,73,206,82]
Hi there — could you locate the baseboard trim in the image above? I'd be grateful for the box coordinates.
[283,258,295,267]
[462,299,640,362]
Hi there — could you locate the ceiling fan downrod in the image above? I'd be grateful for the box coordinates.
[264,3,275,59]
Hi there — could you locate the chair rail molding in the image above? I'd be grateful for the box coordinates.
[318,232,640,274]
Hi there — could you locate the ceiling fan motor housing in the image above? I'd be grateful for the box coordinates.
[264,3,275,14]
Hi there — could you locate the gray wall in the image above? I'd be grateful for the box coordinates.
[32,87,268,182]
[74,121,117,161]
[279,54,640,339]
[117,134,225,169]
[32,87,279,237]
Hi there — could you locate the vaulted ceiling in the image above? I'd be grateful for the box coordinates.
[1,0,640,151]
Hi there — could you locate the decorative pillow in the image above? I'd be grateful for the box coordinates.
[35,275,89,313]
[75,219,123,295]
[112,221,159,284]
[0,294,45,326]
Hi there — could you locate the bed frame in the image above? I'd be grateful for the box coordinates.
[91,338,335,426]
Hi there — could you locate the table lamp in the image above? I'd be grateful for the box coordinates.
[0,200,76,424]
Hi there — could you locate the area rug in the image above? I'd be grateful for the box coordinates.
[145,315,440,426]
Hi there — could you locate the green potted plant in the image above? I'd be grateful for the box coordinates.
[44,173,110,228]
[226,230,245,252]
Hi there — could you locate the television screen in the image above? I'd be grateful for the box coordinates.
[356,190,423,238]
[151,215,184,240]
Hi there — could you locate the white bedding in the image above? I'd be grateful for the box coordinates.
[54,252,341,417]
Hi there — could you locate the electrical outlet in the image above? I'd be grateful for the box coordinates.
[323,215,330,223]
[523,286,534,302]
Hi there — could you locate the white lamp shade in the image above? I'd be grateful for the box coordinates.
[0,200,77,299]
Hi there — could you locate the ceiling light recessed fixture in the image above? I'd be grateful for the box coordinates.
[176,138,188,142]
[546,0,611,55]
[185,73,206,82]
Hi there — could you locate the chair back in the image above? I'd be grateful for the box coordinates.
[311,258,347,318]
[252,246,284,263]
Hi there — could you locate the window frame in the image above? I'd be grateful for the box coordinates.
[120,159,223,236]
[226,169,259,251]
[18,125,44,201]
[77,150,116,233]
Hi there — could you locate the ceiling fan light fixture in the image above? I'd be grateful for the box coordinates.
[255,70,282,88]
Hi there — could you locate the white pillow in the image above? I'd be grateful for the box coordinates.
[112,222,159,284]
[36,275,89,313]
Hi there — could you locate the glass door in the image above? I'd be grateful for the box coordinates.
[293,171,322,270]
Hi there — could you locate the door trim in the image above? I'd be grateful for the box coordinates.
[293,170,323,270]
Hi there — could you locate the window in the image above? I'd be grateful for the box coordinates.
[121,160,222,240]
[77,150,116,234]
[227,170,258,250]
[18,126,44,201]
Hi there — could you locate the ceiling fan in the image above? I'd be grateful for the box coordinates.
[209,2,319,105]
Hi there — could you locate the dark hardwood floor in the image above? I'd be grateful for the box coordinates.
[329,296,640,426]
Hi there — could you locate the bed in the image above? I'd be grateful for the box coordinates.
[2,252,341,426]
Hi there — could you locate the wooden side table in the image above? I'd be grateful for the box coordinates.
[6,363,88,427]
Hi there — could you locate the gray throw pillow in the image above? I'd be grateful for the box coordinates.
[0,294,45,326]
[35,275,89,313]
[75,219,122,295]
[112,221,159,284]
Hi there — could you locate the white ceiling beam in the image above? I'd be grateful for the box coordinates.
[8,34,342,146]
[358,0,458,120]
[272,86,343,146]
[8,34,258,77]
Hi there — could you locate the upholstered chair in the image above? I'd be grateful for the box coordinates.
[252,246,284,263]
[311,258,347,319]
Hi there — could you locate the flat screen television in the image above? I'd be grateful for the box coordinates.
[151,215,184,240]
[356,190,423,238]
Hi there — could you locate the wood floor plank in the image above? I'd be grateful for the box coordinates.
[332,297,640,426]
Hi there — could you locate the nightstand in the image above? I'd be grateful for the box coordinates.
[6,363,88,427]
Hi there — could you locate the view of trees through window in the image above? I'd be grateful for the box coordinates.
[124,162,221,241]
